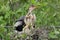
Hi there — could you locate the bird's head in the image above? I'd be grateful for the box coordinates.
[28,5,36,12]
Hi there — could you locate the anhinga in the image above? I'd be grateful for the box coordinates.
[14,5,36,32]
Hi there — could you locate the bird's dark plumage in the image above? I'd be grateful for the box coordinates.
[14,16,26,32]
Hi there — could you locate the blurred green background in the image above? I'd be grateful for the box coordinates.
[0,0,60,40]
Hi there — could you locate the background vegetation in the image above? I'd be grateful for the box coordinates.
[0,0,60,40]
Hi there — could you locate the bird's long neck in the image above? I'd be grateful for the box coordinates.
[27,9,33,16]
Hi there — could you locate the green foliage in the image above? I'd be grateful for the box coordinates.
[0,0,60,40]
[20,33,27,38]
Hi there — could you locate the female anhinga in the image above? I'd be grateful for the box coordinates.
[14,5,36,32]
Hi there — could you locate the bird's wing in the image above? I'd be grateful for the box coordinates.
[14,21,22,27]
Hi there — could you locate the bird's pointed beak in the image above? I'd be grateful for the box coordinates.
[28,6,37,12]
